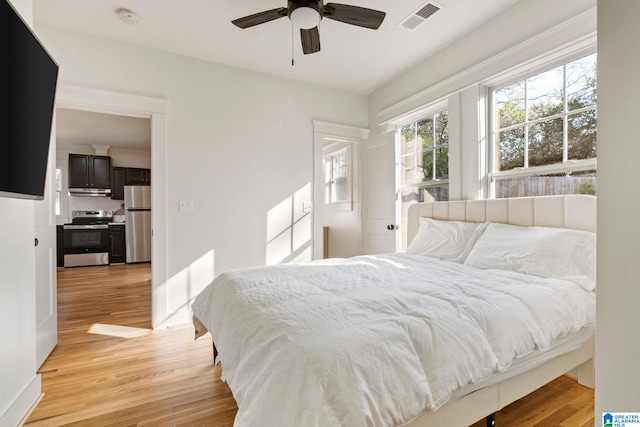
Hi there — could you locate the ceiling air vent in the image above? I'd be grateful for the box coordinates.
[399,1,443,31]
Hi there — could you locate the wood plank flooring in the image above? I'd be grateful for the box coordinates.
[25,263,594,426]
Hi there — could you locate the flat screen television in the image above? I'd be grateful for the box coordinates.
[1,0,58,200]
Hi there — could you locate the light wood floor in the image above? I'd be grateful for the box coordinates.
[25,263,594,426]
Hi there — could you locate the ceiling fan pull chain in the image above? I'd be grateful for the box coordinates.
[291,22,295,66]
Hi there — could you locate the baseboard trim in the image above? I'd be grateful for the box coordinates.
[0,374,41,427]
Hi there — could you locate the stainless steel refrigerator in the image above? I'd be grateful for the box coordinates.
[124,185,151,263]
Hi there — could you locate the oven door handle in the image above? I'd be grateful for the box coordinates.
[64,225,109,230]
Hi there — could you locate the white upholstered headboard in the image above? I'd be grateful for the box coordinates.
[407,195,596,245]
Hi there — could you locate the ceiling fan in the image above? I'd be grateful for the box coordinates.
[232,0,386,55]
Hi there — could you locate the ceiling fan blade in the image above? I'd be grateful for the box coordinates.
[232,8,288,29]
[300,26,321,55]
[324,3,386,30]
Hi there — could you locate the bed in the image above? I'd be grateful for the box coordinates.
[191,195,596,427]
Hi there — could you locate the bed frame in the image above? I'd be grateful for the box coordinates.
[403,195,596,427]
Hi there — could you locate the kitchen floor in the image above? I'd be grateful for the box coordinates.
[25,263,237,426]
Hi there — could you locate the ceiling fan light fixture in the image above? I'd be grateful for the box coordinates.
[290,7,320,29]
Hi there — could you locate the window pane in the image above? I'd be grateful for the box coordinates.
[495,82,525,128]
[423,185,449,202]
[435,146,448,179]
[422,150,434,181]
[568,109,597,160]
[55,167,62,216]
[495,170,596,198]
[527,66,564,121]
[332,153,347,178]
[567,53,597,111]
[397,109,449,250]
[417,117,434,149]
[399,123,417,156]
[497,127,525,171]
[332,177,348,202]
[528,117,563,167]
[55,168,62,192]
[435,111,449,146]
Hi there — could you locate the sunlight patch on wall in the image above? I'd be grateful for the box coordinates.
[266,184,312,265]
[167,250,215,312]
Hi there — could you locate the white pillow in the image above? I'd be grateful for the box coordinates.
[406,217,487,263]
[464,222,596,291]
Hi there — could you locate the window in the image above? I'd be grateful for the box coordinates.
[397,109,449,248]
[490,52,597,198]
[330,150,348,202]
[55,167,62,216]
[324,144,352,210]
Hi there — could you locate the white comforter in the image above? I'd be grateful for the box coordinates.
[191,253,595,427]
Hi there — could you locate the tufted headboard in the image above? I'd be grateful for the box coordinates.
[407,195,596,245]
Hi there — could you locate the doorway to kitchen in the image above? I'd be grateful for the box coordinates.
[56,108,153,328]
[34,85,169,365]
[55,108,152,327]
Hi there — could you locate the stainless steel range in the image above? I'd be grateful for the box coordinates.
[63,210,113,267]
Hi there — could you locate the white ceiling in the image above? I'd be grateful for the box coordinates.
[36,0,520,150]
[34,0,520,95]
[56,108,151,150]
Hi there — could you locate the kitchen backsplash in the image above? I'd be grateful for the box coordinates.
[58,196,124,224]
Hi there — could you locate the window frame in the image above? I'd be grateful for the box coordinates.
[486,48,597,198]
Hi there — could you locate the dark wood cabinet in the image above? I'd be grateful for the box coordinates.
[56,225,64,267]
[110,167,151,200]
[111,167,126,200]
[108,224,126,264]
[68,154,111,189]
[125,168,151,185]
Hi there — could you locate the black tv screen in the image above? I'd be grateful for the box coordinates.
[1,0,58,200]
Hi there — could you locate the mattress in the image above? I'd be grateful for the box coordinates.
[449,325,594,401]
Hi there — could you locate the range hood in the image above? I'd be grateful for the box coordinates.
[69,188,111,197]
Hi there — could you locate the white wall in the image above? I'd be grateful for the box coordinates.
[1,4,43,427]
[36,25,368,326]
[595,1,640,424]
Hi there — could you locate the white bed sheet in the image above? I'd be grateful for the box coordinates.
[191,253,596,427]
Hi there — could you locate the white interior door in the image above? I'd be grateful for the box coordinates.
[34,118,57,368]
[362,131,397,254]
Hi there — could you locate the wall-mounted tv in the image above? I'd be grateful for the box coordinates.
[1,0,58,200]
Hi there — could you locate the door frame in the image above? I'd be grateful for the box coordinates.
[55,85,169,329]
[34,109,58,368]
